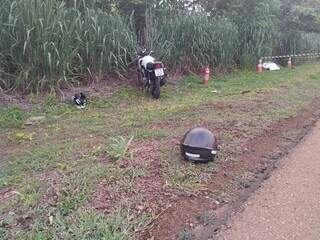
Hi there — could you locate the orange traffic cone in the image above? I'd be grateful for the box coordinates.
[256,59,263,73]
[288,57,292,69]
[203,66,210,86]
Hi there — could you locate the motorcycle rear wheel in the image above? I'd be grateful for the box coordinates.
[151,78,160,99]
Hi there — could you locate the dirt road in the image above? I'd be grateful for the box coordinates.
[217,121,320,240]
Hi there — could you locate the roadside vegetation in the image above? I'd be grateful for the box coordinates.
[1,0,320,91]
[1,64,320,239]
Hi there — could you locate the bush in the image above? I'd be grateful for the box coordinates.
[106,136,134,161]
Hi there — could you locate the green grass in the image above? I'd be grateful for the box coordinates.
[106,136,134,161]
[102,166,147,193]
[162,147,218,190]
[13,208,149,240]
[1,64,320,239]
[0,106,27,129]
[133,129,167,140]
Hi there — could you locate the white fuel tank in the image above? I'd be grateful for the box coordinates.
[139,55,155,69]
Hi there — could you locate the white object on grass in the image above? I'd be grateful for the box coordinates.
[262,62,281,71]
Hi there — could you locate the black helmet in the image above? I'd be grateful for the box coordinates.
[181,127,218,162]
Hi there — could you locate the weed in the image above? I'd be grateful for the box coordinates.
[163,159,210,190]
[18,180,43,206]
[90,146,103,157]
[102,166,146,192]
[43,93,72,115]
[0,106,26,129]
[0,171,7,188]
[176,228,194,240]
[43,94,59,111]
[162,145,218,191]
[11,132,34,141]
[15,209,136,240]
[56,163,109,216]
[233,172,257,189]
[197,212,217,226]
[106,136,134,161]
[0,228,10,240]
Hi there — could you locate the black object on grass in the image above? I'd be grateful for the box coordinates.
[73,92,87,109]
[181,127,218,163]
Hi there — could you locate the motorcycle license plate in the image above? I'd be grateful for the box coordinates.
[155,68,165,77]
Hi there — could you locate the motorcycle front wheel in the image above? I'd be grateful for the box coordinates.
[151,78,160,99]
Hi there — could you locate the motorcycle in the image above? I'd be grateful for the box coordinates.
[137,49,166,99]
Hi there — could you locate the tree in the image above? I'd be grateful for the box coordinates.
[279,0,320,33]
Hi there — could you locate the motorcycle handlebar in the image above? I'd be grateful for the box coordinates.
[137,50,155,57]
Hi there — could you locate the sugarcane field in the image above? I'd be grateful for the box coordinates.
[2,1,320,240]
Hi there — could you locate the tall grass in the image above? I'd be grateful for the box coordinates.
[0,0,137,92]
[1,0,320,92]
[279,31,320,57]
[231,0,281,69]
[145,11,238,70]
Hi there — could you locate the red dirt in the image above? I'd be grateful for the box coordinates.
[146,99,320,240]
[0,188,16,205]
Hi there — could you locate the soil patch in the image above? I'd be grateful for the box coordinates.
[0,93,32,110]
[0,188,16,204]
